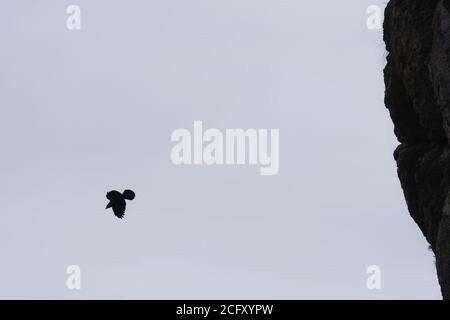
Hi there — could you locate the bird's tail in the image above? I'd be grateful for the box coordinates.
[122,189,135,200]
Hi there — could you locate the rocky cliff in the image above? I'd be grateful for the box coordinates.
[384,0,450,299]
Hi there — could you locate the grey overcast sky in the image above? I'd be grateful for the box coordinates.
[0,0,441,299]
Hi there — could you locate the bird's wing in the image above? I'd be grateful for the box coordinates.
[112,201,126,219]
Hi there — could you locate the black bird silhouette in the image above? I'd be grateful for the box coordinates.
[105,189,135,219]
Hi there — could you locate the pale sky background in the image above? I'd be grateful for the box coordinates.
[0,0,441,299]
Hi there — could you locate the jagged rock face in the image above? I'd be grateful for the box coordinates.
[384,0,450,299]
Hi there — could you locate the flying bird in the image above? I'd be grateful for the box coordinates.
[105,189,135,219]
